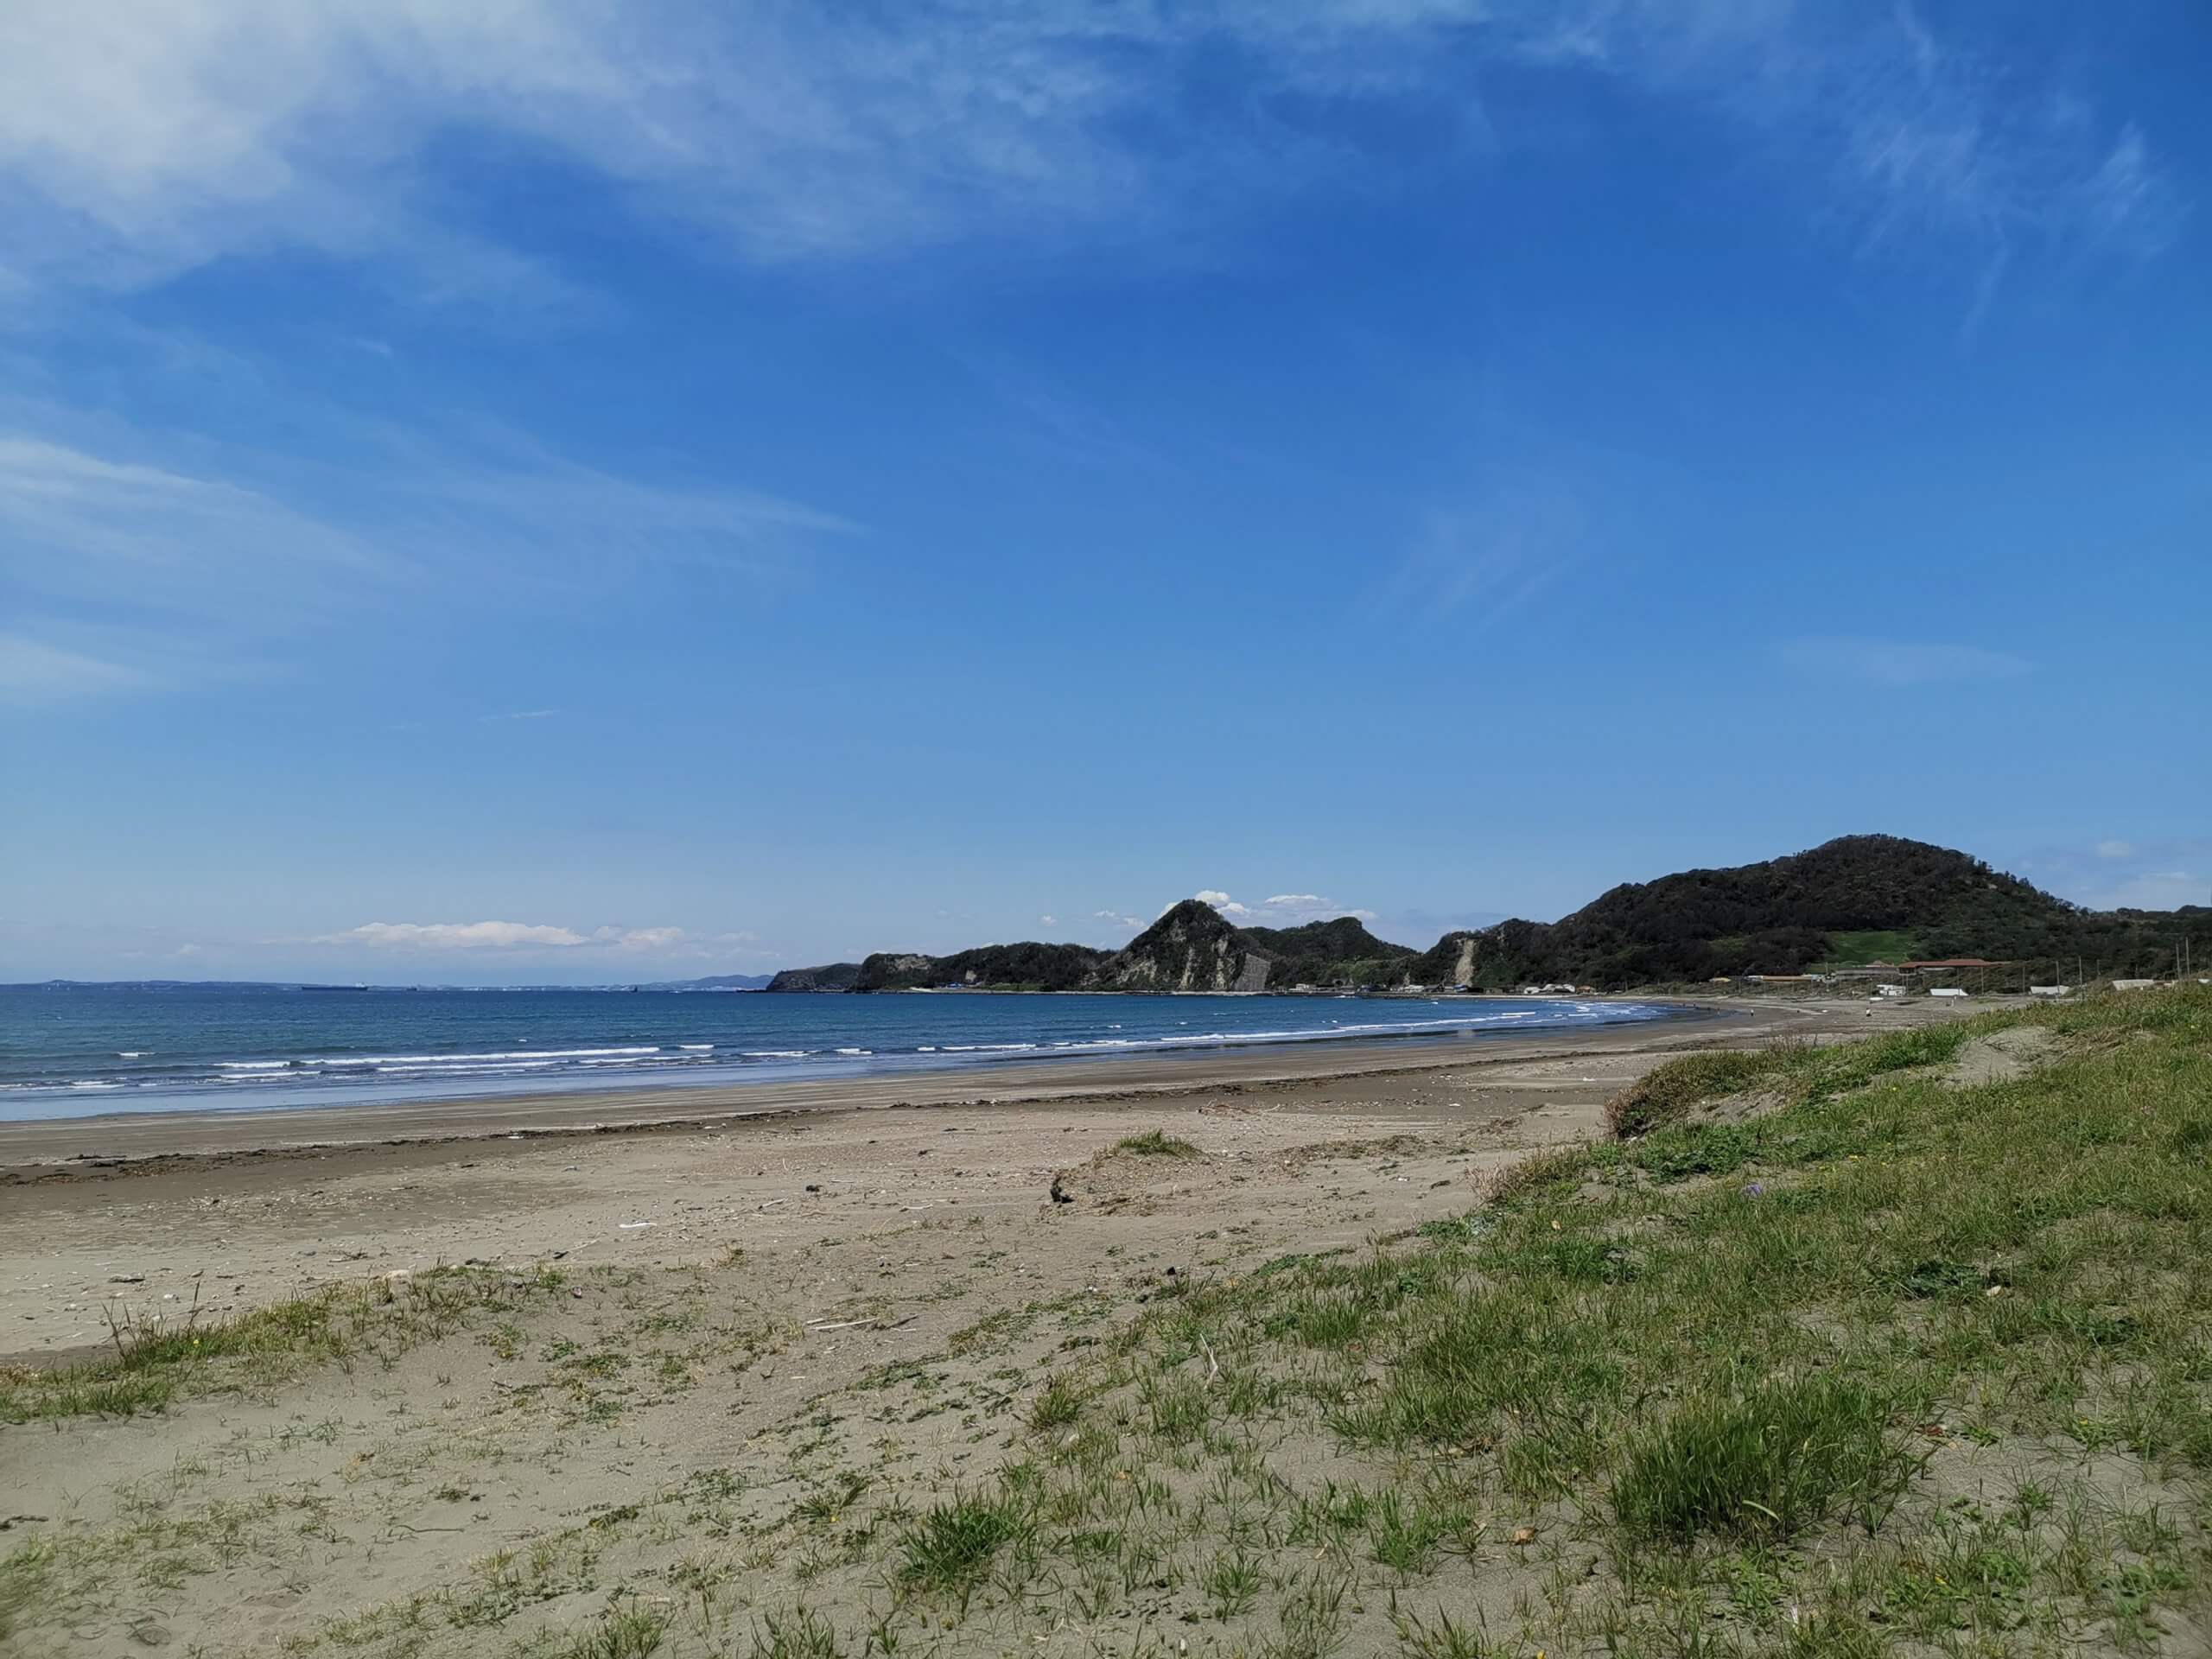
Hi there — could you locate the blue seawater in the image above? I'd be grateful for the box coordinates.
[0,985,1680,1122]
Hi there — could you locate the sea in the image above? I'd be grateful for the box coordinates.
[0,985,1681,1123]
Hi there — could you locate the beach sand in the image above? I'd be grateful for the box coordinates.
[0,994,1994,1658]
[0,995,1902,1362]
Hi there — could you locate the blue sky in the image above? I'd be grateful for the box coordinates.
[3,1,2207,983]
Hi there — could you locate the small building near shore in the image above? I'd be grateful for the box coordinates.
[1929,987,1969,999]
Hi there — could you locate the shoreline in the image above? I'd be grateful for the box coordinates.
[0,988,1686,1127]
[0,993,1995,1369]
[0,996,1766,1175]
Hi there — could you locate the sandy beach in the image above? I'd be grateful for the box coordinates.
[0,995,1949,1366]
[0,994,2011,1658]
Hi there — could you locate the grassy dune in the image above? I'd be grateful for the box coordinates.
[3,988,2208,1656]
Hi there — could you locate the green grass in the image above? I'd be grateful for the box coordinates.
[0,1537,51,1648]
[1116,1130,1200,1157]
[1030,985,2212,1649]
[1605,1048,1799,1135]
[1821,929,1922,968]
[551,1602,668,1658]
[745,1607,844,1659]
[1028,1372,1084,1429]
[1611,1372,1916,1543]
[896,1491,1028,1593]
[1604,1018,1977,1137]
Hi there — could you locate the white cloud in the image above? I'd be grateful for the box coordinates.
[594,925,684,952]
[1191,890,1375,926]
[319,921,589,950]
[2095,840,2135,860]
[1039,914,1058,925]
[311,920,689,951]
[0,3,2171,296]
[1777,638,2031,687]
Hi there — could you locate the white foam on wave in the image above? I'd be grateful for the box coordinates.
[373,1059,566,1077]
[835,1047,872,1056]
[680,1044,715,1052]
[316,1046,660,1066]
[742,1050,810,1059]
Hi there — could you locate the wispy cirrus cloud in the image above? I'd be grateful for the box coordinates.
[1777,638,2032,688]
[1373,477,1593,626]
[0,3,2175,300]
[0,632,149,703]
[0,414,852,702]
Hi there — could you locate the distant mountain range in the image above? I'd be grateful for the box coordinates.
[764,836,2207,994]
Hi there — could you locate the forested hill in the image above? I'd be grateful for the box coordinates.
[764,836,2206,993]
[1414,835,2206,988]
[851,943,1109,993]
[1231,917,1417,989]
[761,962,862,993]
[822,906,1414,994]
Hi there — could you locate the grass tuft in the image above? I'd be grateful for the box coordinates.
[1029,1372,1084,1430]
[897,1491,1027,1593]
[1605,1050,1792,1137]
[1611,1372,1915,1546]
[1116,1130,1200,1158]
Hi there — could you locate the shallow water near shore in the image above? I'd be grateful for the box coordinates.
[0,985,1675,1121]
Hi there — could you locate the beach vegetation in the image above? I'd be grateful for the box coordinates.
[0,1264,563,1424]
[1114,1129,1199,1157]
